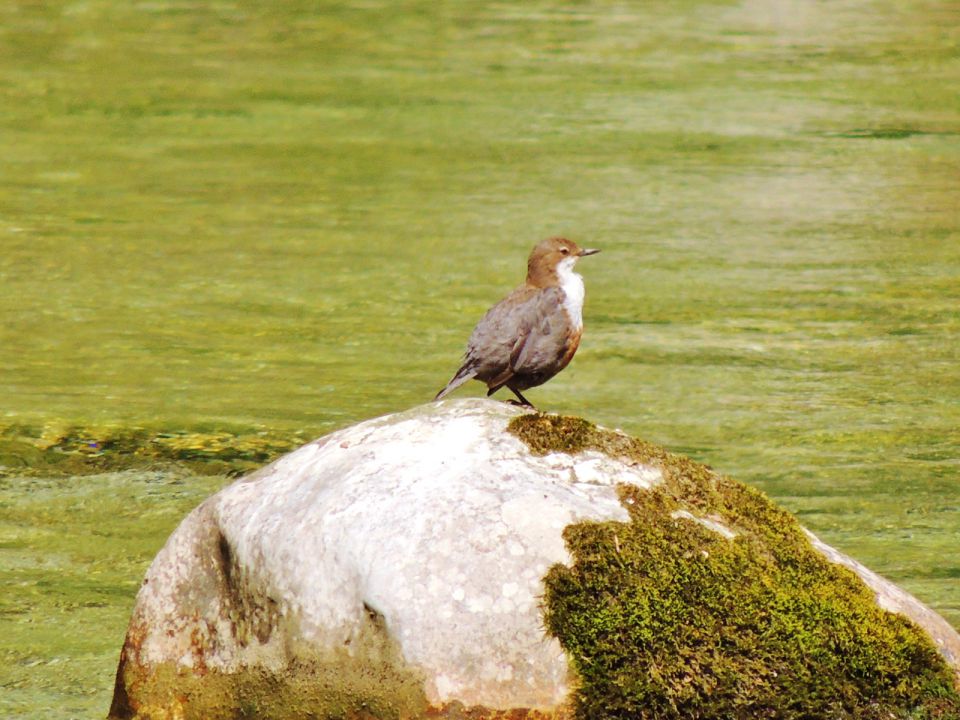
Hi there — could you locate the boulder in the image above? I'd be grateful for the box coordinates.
[109,399,960,720]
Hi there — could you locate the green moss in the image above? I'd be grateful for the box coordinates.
[0,422,304,477]
[110,644,429,720]
[509,414,960,720]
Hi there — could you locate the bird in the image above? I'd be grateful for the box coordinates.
[435,236,600,408]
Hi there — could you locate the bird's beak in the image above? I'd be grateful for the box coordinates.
[578,248,601,257]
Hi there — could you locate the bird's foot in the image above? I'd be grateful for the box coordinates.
[505,398,537,410]
[507,387,536,409]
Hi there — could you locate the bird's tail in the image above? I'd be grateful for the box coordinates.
[434,366,478,401]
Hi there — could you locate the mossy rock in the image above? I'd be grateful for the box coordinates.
[509,414,960,720]
[0,422,304,477]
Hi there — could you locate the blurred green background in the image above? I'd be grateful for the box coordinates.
[1,0,958,716]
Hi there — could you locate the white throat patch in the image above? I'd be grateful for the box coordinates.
[557,256,585,329]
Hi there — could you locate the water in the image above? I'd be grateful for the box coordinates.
[1,0,958,716]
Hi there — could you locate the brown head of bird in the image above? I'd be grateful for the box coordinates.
[526,236,601,289]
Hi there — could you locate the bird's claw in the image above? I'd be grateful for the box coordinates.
[506,398,536,409]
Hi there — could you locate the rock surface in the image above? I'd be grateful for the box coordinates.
[109,399,960,719]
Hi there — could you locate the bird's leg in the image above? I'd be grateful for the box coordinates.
[507,387,535,409]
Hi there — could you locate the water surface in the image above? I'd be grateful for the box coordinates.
[1,0,958,716]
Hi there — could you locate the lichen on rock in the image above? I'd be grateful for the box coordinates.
[509,413,960,719]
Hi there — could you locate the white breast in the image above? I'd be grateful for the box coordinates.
[557,256,586,329]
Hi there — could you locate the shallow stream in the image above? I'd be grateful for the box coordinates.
[1,0,958,716]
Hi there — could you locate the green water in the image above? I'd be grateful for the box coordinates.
[1,0,958,716]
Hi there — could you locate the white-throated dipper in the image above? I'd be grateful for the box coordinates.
[435,236,600,408]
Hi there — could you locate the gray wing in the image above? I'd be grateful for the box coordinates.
[464,286,569,387]
[508,286,570,375]
[462,286,542,383]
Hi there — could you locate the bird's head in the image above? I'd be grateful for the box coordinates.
[526,237,600,286]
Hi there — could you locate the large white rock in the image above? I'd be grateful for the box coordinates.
[109,399,960,719]
[110,399,661,718]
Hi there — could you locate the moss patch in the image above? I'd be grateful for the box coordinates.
[110,647,429,720]
[509,414,960,720]
[0,422,304,477]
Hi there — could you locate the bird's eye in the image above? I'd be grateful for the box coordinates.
[560,247,570,255]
